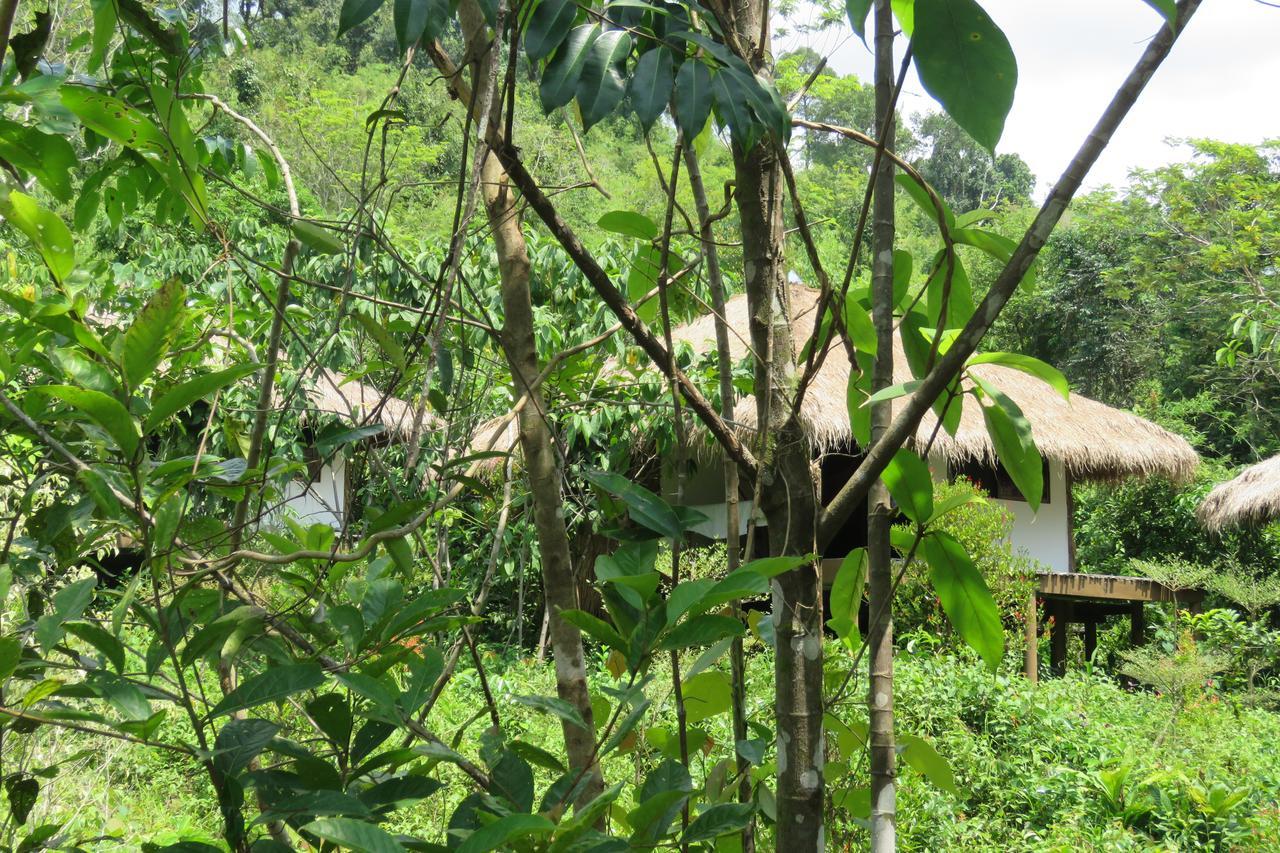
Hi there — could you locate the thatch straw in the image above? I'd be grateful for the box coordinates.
[1197,455,1280,530]
[668,286,1197,483]
[287,368,421,442]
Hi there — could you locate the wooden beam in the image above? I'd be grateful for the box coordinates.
[1084,619,1097,663]
[1129,601,1146,646]
[1049,599,1069,677]
[1037,571,1205,605]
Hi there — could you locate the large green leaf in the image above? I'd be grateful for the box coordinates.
[682,802,755,844]
[880,448,934,525]
[559,609,626,652]
[973,375,1043,510]
[456,814,555,853]
[122,278,186,389]
[303,817,405,853]
[923,530,1003,671]
[967,351,1069,400]
[208,663,324,718]
[576,29,632,131]
[0,119,75,201]
[525,0,576,61]
[510,694,589,731]
[540,25,599,112]
[1141,0,1177,25]
[681,670,731,723]
[61,87,169,159]
[826,548,867,648]
[846,0,874,42]
[337,0,387,36]
[144,363,260,433]
[583,470,683,539]
[598,209,658,240]
[630,48,675,131]
[393,0,428,53]
[0,636,22,682]
[37,385,139,456]
[1,191,75,282]
[672,60,712,138]
[912,0,1017,152]
[900,732,960,795]
[213,718,279,776]
[690,571,768,615]
[659,614,745,651]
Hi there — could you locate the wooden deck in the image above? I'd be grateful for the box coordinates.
[1036,571,1204,604]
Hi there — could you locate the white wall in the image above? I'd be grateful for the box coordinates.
[995,459,1072,573]
[278,457,346,530]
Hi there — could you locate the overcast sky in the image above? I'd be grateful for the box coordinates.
[777,0,1279,195]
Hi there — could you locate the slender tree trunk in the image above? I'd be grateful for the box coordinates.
[868,3,898,848]
[429,5,604,805]
[685,145,754,852]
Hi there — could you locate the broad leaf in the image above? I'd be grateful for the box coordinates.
[682,802,755,843]
[393,0,428,52]
[540,25,599,112]
[967,351,1069,400]
[826,548,867,648]
[456,814,554,853]
[337,0,387,36]
[912,0,1017,151]
[526,0,576,60]
[37,386,139,457]
[510,694,589,731]
[576,29,632,131]
[1141,0,1178,25]
[213,718,279,776]
[659,614,745,651]
[1,191,75,282]
[973,375,1043,510]
[672,60,712,138]
[924,530,1003,671]
[208,663,324,718]
[145,364,260,433]
[598,209,658,240]
[846,0,873,42]
[681,671,731,723]
[630,48,675,131]
[900,732,960,795]
[292,220,346,254]
[583,470,683,539]
[880,448,934,525]
[123,278,186,389]
[303,817,404,853]
[61,87,169,158]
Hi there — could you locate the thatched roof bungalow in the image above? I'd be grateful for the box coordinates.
[1197,455,1280,531]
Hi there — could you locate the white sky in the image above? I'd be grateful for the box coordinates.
[777,0,1280,195]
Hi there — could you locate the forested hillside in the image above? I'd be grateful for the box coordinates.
[0,0,1277,849]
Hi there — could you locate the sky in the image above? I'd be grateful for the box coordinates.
[776,0,1280,196]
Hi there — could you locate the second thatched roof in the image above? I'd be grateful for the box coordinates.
[1197,455,1280,531]
[284,368,421,442]
[668,286,1197,484]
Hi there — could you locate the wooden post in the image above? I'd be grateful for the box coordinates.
[1024,591,1038,683]
[1084,619,1097,664]
[1049,600,1069,676]
[1129,601,1146,646]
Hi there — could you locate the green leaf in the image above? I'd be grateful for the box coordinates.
[1141,0,1177,25]
[690,571,768,615]
[864,379,922,407]
[738,555,808,578]
[881,449,934,525]
[576,29,632,131]
[393,0,428,53]
[51,348,116,394]
[36,386,138,456]
[353,311,407,371]
[88,0,116,72]
[456,814,554,853]
[912,0,1017,152]
[973,375,1043,510]
[924,530,1003,671]
[682,802,755,843]
[843,297,877,355]
[826,548,866,648]
[292,220,346,254]
[145,364,260,433]
[598,209,658,241]
[900,732,960,795]
[967,351,1069,400]
[60,87,168,158]
[335,671,400,719]
[559,609,626,652]
[659,614,745,651]
[896,172,953,230]
[95,673,151,720]
[65,622,125,672]
[213,718,279,776]
[681,671,731,723]
[303,817,405,853]
[511,694,589,731]
[627,243,661,323]
[631,48,675,131]
[673,60,712,139]
[0,636,22,682]
[525,0,576,61]
[123,278,186,389]
[77,467,123,518]
[540,25,599,112]
[846,0,873,42]
[583,470,683,539]
[208,663,324,718]
[0,191,75,282]
[0,118,76,201]
[337,0,387,36]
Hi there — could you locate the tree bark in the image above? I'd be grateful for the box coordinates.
[431,5,605,806]
[726,5,824,845]
[867,2,897,849]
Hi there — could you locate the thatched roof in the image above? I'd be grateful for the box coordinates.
[286,368,421,442]
[1197,455,1280,530]
[668,286,1197,484]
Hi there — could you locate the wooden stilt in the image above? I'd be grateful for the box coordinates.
[1024,592,1038,683]
[1084,620,1097,663]
[1050,600,1069,676]
[1129,601,1146,646]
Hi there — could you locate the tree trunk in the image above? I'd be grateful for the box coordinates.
[728,6,824,839]
[867,4,898,849]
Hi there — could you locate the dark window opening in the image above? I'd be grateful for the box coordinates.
[952,458,1051,504]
